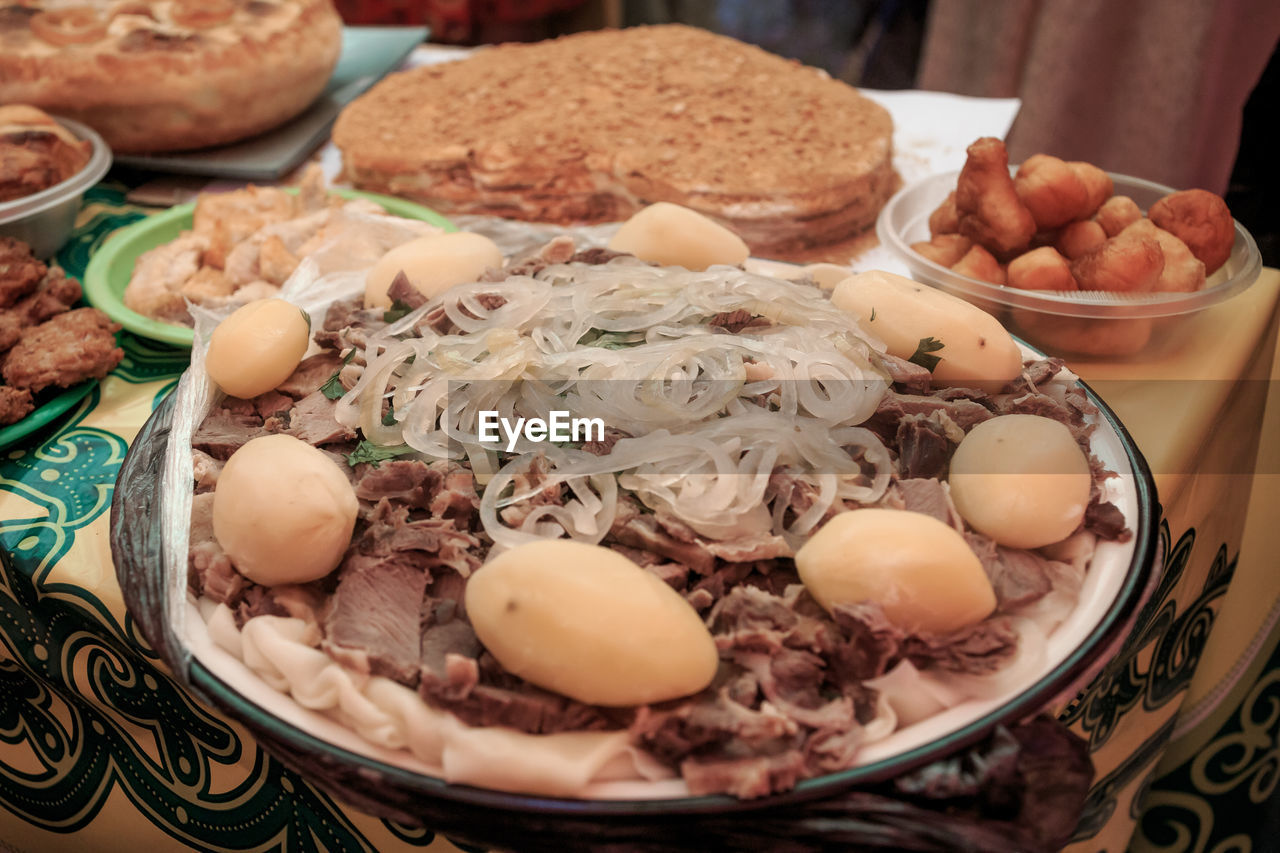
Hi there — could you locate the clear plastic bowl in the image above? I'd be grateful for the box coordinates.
[877,170,1264,357]
[0,117,112,259]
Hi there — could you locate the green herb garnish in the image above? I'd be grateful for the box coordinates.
[382,406,398,426]
[346,441,417,468]
[299,308,311,329]
[383,299,415,323]
[319,348,357,399]
[870,307,877,322]
[908,336,945,372]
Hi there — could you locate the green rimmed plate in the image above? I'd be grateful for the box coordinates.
[82,189,454,348]
[0,381,95,452]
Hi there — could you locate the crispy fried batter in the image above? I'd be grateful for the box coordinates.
[1007,246,1076,291]
[928,191,959,236]
[1055,219,1108,260]
[1148,189,1234,274]
[2,308,123,393]
[1067,161,1113,218]
[0,385,34,426]
[1014,154,1090,230]
[910,233,972,267]
[955,137,1036,257]
[1121,218,1206,293]
[950,243,1006,285]
[1070,233,1164,293]
[1095,196,1142,237]
[0,236,47,309]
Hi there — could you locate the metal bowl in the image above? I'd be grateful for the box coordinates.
[0,116,112,259]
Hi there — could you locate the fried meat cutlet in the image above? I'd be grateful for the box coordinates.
[0,236,48,309]
[0,264,82,349]
[1,308,122,394]
[0,385,33,426]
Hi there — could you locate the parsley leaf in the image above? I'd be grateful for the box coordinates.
[319,348,357,400]
[346,441,416,468]
[870,307,877,322]
[383,299,415,323]
[299,308,311,329]
[382,406,398,426]
[908,336,946,371]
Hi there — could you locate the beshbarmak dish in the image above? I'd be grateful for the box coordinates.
[0,0,342,153]
[333,24,897,258]
[165,203,1136,801]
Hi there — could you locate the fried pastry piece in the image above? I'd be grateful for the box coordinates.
[1148,189,1234,274]
[951,244,1006,285]
[910,233,972,267]
[2,308,123,394]
[928,191,959,236]
[955,137,1036,257]
[1007,246,1076,291]
[0,236,48,309]
[1095,196,1142,237]
[1067,162,1113,218]
[1014,154,1090,230]
[1070,233,1164,293]
[1121,218,1206,293]
[0,386,34,426]
[1056,220,1108,260]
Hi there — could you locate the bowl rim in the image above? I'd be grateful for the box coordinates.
[82,189,456,347]
[114,363,1161,819]
[0,116,112,223]
[877,169,1263,320]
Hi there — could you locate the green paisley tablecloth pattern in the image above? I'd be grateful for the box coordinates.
[0,184,1278,851]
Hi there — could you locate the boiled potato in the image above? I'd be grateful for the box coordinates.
[607,202,749,271]
[948,414,1092,549]
[795,508,996,635]
[465,539,718,706]
[213,434,359,586]
[830,270,1022,393]
[206,298,310,399]
[364,232,503,309]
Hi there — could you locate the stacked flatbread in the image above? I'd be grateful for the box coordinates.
[333,25,896,257]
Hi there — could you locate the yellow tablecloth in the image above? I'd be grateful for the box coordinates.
[1,181,1277,852]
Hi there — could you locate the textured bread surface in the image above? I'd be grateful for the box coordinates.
[334,25,896,255]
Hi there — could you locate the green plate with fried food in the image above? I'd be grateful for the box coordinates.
[83,187,454,348]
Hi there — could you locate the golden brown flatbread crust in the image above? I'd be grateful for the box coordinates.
[0,0,342,153]
[334,25,896,257]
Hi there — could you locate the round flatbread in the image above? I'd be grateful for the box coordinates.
[0,0,342,153]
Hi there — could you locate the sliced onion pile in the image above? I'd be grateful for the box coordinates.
[333,256,894,550]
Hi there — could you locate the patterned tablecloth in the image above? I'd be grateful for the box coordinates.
[1,183,1278,853]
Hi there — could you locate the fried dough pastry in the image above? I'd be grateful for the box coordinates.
[951,244,1006,285]
[1070,233,1164,293]
[1095,196,1142,237]
[1148,189,1234,274]
[928,191,959,236]
[1055,220,1108,260]
[1121,218,1206,293]
[1,308,123,393]
[1007,246,1076,291]
[955,137,1036,257]
[1067,162,1113,218]
[1013,154,1089,230]
[910,233,972,267]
